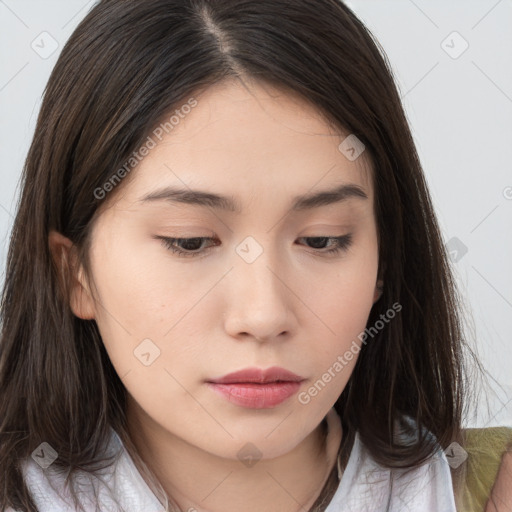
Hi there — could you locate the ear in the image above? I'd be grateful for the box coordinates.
[48,230,96,320]
[373,279,384,303]
[373,259,386,304]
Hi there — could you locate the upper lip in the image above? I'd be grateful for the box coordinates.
[207,366,304,384]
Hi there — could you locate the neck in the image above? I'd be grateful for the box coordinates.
[125,402,342,512]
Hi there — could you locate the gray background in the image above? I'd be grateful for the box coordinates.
[1,0,511,428]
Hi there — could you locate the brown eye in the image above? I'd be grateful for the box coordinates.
[156,236,219,257]
[153,234,353,259]
[298,235,353,255]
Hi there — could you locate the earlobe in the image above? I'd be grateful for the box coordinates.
[48,230,96,320]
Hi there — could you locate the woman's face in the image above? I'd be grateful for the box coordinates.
[72,79,380,460]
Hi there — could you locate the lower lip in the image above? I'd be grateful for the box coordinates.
[206,381,302,409]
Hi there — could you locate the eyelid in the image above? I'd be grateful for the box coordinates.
[153,233,353,258]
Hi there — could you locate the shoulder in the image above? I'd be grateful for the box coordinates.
[18,428,165,512]
[19,450,118,512]
[388,416,458,511]
[326,416,457,512]
[17,430,121,512]
[19,456,79,512]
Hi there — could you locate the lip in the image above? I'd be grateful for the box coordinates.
[206,366,305,409]
[206,366,304,384]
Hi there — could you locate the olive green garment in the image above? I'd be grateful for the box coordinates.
[456,427,512,512]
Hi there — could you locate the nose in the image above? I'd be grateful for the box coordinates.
[223,251,297,343]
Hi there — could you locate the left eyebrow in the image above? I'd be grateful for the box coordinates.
[139,183,368,213]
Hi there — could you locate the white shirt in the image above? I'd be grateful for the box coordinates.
[17,409,457,512]
[323,413,457,512]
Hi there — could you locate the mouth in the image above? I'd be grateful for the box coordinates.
[205,366,305,409]
[206,366,304,384]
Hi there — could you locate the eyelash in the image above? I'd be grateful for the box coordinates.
[154,234,353,258]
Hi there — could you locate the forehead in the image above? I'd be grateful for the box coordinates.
[110,78,373,210]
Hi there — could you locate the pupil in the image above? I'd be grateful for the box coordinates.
[309,237,327,249]
[182,238,202,250]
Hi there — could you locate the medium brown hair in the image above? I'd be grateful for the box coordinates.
[0,0,480,510]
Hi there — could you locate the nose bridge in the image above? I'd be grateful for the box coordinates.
[224,238,294,339]
[237,241,288,307]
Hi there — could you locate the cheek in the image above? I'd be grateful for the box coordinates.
[86,237,163,360]
[90,233,192,329]
[303,276,374,369]
[303,233,378,328]
[88,235,214,378]
[295,280,375,409]
[299,240,378,381]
